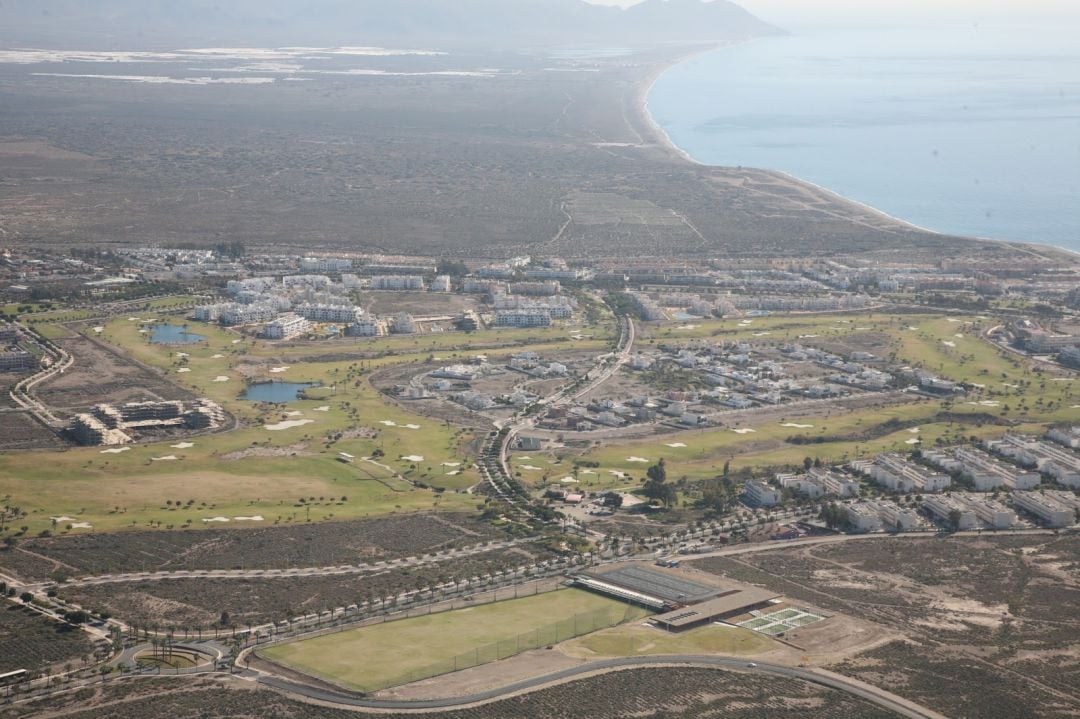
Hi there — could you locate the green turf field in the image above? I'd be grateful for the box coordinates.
[260,589,648,692]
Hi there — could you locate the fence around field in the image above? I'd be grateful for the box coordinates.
[397,602,649,687]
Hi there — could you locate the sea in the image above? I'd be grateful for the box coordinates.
[648,23,1080,252]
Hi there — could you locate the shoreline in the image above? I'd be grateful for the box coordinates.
[635,43,1079,259]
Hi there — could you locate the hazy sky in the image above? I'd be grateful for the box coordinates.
[587,0,1080,27]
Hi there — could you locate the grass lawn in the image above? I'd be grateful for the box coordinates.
[260,589,648,692]
[561,620,775,658]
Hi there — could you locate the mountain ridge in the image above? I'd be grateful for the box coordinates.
[0,0,782,50]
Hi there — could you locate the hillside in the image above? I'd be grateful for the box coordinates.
[0,0,781,49]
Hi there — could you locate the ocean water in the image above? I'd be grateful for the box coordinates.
[648,24,1080,251]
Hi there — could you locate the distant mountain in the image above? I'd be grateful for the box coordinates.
[0,0,781,50]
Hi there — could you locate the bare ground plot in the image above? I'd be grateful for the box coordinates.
[0,49,1051,266]
[355,291,480,317]
[0,601,99,674]
[692,535,1080,717]
[0,668,904,719]
[0,410,64,451]
[59,546,560,629]
[0,514,508,581]
[35,336,195,415]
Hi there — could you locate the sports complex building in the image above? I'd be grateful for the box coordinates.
[571,563,780,631]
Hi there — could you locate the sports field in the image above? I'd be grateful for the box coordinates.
[561,620,774,658]
[260,589,648,692]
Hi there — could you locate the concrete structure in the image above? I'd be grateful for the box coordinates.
[952,494,1017,530]
[510,281,560,296]
[1047,426,1080,450]
[494,310,552,328]
[951,447,1041,490]
[1011,491,1076,528]
[923,495,978,530]
[346,318,383,337]
[744,481,782,507]
[263,313,311,340]
[219,303,277,326]
[391,313,417,334]
[869,500,921,531]
[846,504,883,533]
[371,275,425,291]
[986,435,1080,488]
[295,303,363,324]
[651,588,780,631]
[867,453,950,493]
[0,350,36,373]
[70,399,226,445]
[301,257,352,272]
[430,275,452,292]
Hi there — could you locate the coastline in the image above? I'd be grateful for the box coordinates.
[634,44,1080,259]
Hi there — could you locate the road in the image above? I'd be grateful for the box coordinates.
[253,654,945,719]
[485,314,636,505]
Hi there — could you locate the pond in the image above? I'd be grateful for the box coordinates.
[150,324,206,345]
[243,381,319,404]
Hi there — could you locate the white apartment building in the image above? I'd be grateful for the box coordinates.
[295,303,364,324]
[846,504,883,533]
[283,274,332,289]
[952,448,1041,490]
[809,467,862,498]
[923,495,978,530]
[346,318,383,337]
[220,303,278,326]
[301,257,353,272]
[263,313,311,340]
[870,501,921,531]
[372,275,425,291]
[494,311,552,328]
[869,454,950,493]
[430,275,452,292]
[952,495,1017,530]
[1011,491,1075,528]
[392,313,417,334]
[744,481,782,507]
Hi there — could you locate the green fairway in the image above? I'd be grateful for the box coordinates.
[260,589,648,692]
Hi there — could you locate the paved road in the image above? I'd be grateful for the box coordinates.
[254,654,944,718]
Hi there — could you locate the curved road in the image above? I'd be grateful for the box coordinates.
[254,654,943,719]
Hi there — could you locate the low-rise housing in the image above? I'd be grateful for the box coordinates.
[263,313,311,340]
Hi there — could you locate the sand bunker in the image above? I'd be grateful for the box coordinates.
[93,326,104,333]
[51,516,76,522]
[781,423,814,429]
[442,462,461,467]
[520,465,542,471]
[211,354,225,358]
[177,368,191,373]
[151,455,179,461]
[560,477,579,483]
[213,376,230,382]
[314,406,330,412]
[402,455,425,462]
[203,517,230,523]
[909,427,921,433]
[100,447,130,454]
[675,325,698,330]
[234,516,264,522]
[404,424,421,430]
[941,341,956,347]
[286,411,303,417]
[70,522,93,529]
[665,442,688,448]
[445,470,461,476]
[379,420,397,426]
[265,419,314,430]
[626,457,649,463]
[269,366,289,373]
[171,442,195,449]
[905,438,921,445]
[732,428,756,434]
